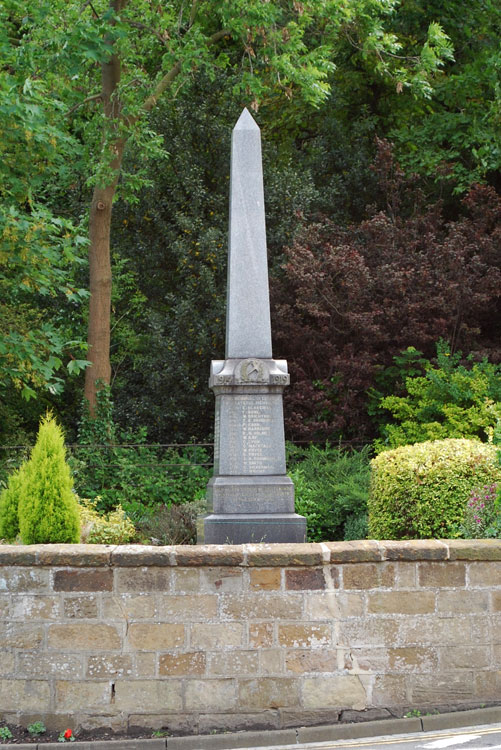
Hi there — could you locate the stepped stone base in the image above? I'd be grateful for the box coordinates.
[202,512,307,545]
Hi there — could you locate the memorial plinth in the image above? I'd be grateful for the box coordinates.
[202,109,306,544]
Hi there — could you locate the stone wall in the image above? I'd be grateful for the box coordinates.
[1,540,500,735]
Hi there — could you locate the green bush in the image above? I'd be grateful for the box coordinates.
[78,498,136,544]
[374,341,501,453]
[0,466,25,540]
[368,438,501,539]
[17,414,80,544]
[288,443,370,542]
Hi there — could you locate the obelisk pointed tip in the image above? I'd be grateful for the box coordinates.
[234,107,260,131]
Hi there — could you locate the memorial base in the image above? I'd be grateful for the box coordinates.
[202,512,306,545]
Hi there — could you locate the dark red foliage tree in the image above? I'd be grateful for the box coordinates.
[271,141,501,442]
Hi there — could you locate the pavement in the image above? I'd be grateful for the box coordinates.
[2,707,501,750]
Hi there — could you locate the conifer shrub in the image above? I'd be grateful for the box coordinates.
[18,414,80,544]
[368,438,501,539]
[0,467,25,540]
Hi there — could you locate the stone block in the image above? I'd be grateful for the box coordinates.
[411,672,475,702]
[474,670,501,699]
[388,647,438,672]
[0,595,9,617]
[17,653,83,679]
[393,563,417,589]
[439,646,489,669]
[48,623,121,651]
[102,594,157,620]
[185,679,236,710]
[437,589,489,613]
[249,622,274,648]
[278,624,331,648]
[469,561,501,586]
[305,592,364,620]
[11,594,60,620]
[379,540,448,561]
[53,569,113,592]
[0,651,14,676]
[372,674,408,705]
[302,675,366,710]
[220,593,302,619]
[285,568,326,590]
[56,680,112,711]
[239,678,299,709]
[200,568,244,592]
[279,708,340,728]
[172,569,200,592]
[111,545,173,567]
[114,680,183,711]
[190,622,244,649]
[134,652,156,677]
[448,539,501,560]
[0,547,37,565]
[37,544,111,566]
[0,567,49,592]
[159,652,206,676]
[127,623,184,650]
[208,650,258,675]
[157,594,218,621]
[0,623,43,649]
[344,647,388,673]
[198,711,280,734]
[87,655,134,678]
[258,649,283,675]
[250,568,281,590]
[116,568,171,593]
[338,618,398,647]
[128,713,194,734]
[398,616,470,645]
[0,679,50,711]
[285,649,338,674]
[418,562,466,587]
[368,591,435,615]
[63,595,99,619]
[174,546,244,566]
[246,543,323,567]
[324,541,382,563]
[342,563,394,590]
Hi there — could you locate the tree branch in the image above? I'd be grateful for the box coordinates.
[66,93,102,117]
[123,19,170,48]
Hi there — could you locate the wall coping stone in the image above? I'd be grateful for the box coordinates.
[1,539,501,566]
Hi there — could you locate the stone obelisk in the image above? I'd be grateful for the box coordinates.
[202,109,306,544]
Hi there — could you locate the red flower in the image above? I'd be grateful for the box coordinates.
[64,730,72,739]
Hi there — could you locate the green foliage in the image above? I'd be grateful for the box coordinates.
[78,498,135,544]
[368,438,501,540]
[287,443,371,542]
[458,483,500,539]
[0,727,12,740]
[134,501,206,546]
[17,414,80,544]
[0,466,25,540]
[374,341,501,452]
[27,722,46,737]
[72,388,210,514]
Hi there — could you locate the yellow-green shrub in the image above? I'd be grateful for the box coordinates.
[18,414,80,544]
[368,438,501,539]
[0,467,24,540]
[78,498,135,544]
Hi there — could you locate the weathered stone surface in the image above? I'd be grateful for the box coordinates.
[258,648,283,675]
[174,546,244,566]
[239,678,299,709]
[279,708,340,728]
[220,593,302,619]
[448,539,501,560]
[208,650,258,675]
[398,616,470,645]
[157,594,217,621]
[285,568,326,590]
[63,595,99,619]
[0,679,50,711]
[0,547,38,565]
[246,543,323,567]
[439,646,489,669]
[48,623,120,651]
[285,649,338,674]
[305,592,364,620]
[468,561,501,586]
[380,540,448,561]
[278,624,331,648]
[411,673,475,702]
[87,655,134,678]
[0,567,49,592]
[134,652,156,677]
[102,593,157,620]
[114,680,183,711]
[159,652,206,676]
[0,623,43,649]
[368,591,435,615]
[325,541,382,563]
[200,567,244,592]
[198,711,280,734]
[437,589,488,613]
[11,594,60,620]
[302,675,367,710]
[418,562,466,587]
[56,680,112,711]
[185,679,236,710]
[249,622,274,648]
[127,623,185,650]
[0,651,14,676]
[372,675,408,705]
[54,568,113,591]
[388,647,438,672]
[338,619,398,647]
[18,653,83,679]
[342,563,394,590]
[190,622,244,649]
[250,568,281,590]
[36,544,111,566]
[111,545,173,567]
[116,567,171,593]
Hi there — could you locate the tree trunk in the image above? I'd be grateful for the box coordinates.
[84,0,125,413]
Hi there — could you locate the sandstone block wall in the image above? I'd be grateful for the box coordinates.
[1,540,501,735]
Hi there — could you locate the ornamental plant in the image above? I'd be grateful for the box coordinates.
[0,466,24,540]
[459,484,499,538]
[368,438,501,539]
[17,413,80,544]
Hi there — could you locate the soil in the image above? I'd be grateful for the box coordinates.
[0,728,167,745]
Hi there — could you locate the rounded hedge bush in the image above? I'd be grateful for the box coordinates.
[368,438,501,539]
